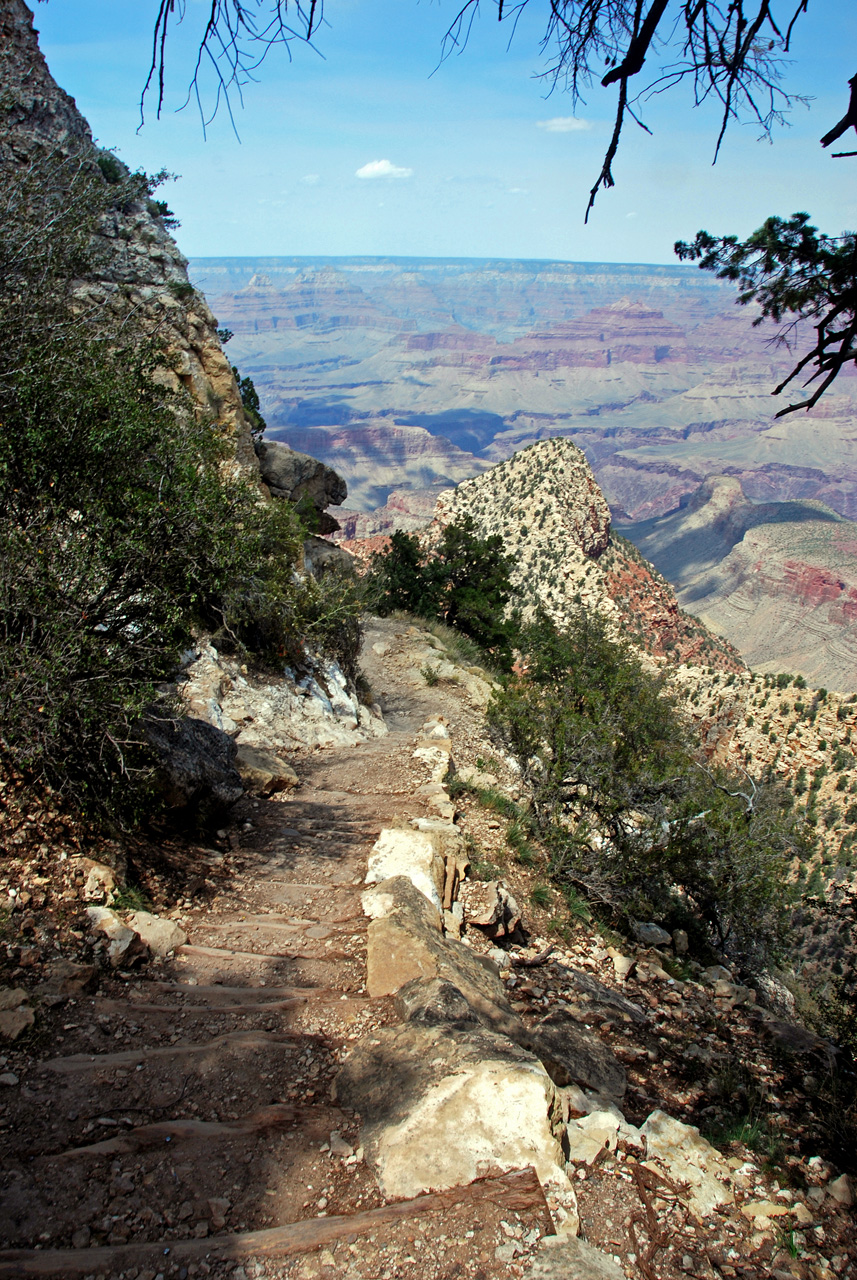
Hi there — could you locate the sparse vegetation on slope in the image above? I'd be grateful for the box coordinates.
[0,146,358,826]
[488,608,812,968]
[436,437,743,672]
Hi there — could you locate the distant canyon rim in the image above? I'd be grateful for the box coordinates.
[191,256,857,689]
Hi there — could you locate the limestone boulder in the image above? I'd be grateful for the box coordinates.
[235,743,299,795]
[365,829,446,913]
[0,1005,34,1041]
[702,964,733,984]
[333,1021,576,1222]
[394,977,482,1029]
[363,878,509,1011]
[565,969,647,1024]
[303,535,355,576]
[364,878,626,1099]
[0,987,29,1012]
[641,1109,735,1220]
[455,763,498,790]
[125,911,187,958]
[86,907,150,968]
[78,858,118,904]
[566,1107,643,1166]
[828,1173,853,1207]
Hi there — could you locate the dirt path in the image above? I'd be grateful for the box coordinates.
[0,621,554,1280]
[3,619,857,1280]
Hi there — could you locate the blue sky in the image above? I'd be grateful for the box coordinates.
[34,0,857,262]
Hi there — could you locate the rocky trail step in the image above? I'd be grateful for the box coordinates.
[1,620,498,1279]
[52,1104,347,1161]
[4,617,853,1280]
[0,1168,551,1278]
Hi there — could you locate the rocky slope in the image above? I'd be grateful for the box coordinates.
[1,0,259,475]
[673,664,857,984]
[1,619,854,1280]
[433,438,742,671]
[619,478,857,690]
[684,522,857,691]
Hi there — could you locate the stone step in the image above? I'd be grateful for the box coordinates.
[174,942,352,964]
[0,1169,549,1278]
[150,981,333,998]
[38,1029,306,1075]
[52,1101,344,1160]
[93,995,309,1015]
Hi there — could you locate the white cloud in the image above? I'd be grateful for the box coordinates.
[301,173,320,185]
[355,158,414,180]
[536,117,591,133]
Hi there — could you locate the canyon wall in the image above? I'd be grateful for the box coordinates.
[3,0,257,475]
[194,256,857,686]
[194,256,857,524]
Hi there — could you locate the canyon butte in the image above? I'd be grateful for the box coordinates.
[193,257,857,691]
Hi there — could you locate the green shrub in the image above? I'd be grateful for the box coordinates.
[367,517,519,668]
[232,365,266,441]
[0,144,355,825]
[488,608,812,964]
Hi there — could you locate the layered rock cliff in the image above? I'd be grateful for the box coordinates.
[195,255,857,530]
[273,421,487,509]
[621,477,857,690]
[1,0,257,474]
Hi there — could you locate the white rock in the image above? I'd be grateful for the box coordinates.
[125,911,187,958]
[79,859,118,904]
[365,829,445,912]
[567,1108,643,1165]
[632,921,672,947]
[336,1021,577,1232]
[608,948,635,981]
[641,1110,735,1219]
[86,907,149,967]
[827,1173,853,1206]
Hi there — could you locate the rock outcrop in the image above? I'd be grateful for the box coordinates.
[179,638,388,752]
[618,476,857,687]
[255,440,347,531]
[434,438,742,670]
[0,0,258,475]
[144,714,244,813]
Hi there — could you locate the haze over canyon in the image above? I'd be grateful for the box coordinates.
[191,255,857,689]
